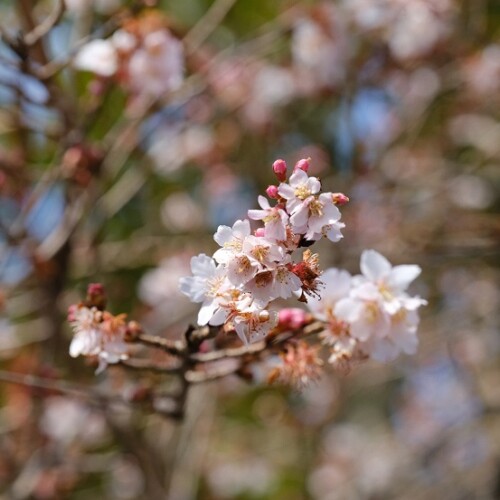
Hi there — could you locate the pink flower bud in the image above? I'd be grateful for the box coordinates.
[254,227,265,237]
[67,304,78,322]
[278,308,310,330]
[331,193,350,206]
[86,283,107,309]
[266,185,279,198]
[294,158,310,173]
[272,159,287,181]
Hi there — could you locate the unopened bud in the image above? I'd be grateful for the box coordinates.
[124,321,143,342]
[278,308,310,330]
[67,304,78,322]
[331,192,349,206]
[254,227,265,237]
[272,159,287,181]
[266,185,279,198]
[294,158,310,173]
[86,283,106,309]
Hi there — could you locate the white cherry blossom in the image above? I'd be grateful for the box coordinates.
[334,282,391,341]
[246,266,302,305]
[69,307,102,358]
[242,235,284,268]
[74,39,118,77]
[248,196,289,241]
[127,30,184,98]
[179,254,230,325]
[307,268,352,322]
[69,307,129,372]
[232,305,278,344]
[277,169,321,214]
[213,219,251,264]
[289,193,343,240]
[360,249,421,297]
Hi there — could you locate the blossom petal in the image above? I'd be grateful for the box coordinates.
[387,265,421,293]
[360,250,392,281]
[198,300,217,325]
[213,225,233,246]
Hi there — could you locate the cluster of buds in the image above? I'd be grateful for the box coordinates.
[74,12,183,99]
[179,158,348,344]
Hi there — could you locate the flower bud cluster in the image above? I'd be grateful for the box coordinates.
[179,158,347,344]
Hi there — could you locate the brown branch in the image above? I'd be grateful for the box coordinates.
[190,340,267,363]
[24,0,65,47]
[185,364,241,384]
[119,358,182,374]
[136,333,186,357]
[183,0,239,54]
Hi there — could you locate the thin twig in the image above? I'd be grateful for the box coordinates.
[136,333,186,357]
[119,358,182,374]
[191,341,267,363]
[183,0,239,54]
[185,364,241,383]
[24,0,65,47]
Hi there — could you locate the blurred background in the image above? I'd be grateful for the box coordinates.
[0,0,499,498]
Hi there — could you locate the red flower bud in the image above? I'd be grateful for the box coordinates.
[294,158,310,173]
[266,185,279,198]
[272,159,287,181]
[331,193,349,206]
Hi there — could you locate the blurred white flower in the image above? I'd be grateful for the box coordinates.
[148,124,215,175]
[161,192,205,232]
[138,255,191,307]
[463,44,500,96]
[74,39,118,77]
[292,8,349,91]
[40,396,106,446]
[128,30,184,98]
[69,306,129,371]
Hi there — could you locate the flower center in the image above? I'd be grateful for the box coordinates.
[254,271,273,288]
[365,302,380,323]
[294,185,311,200]
[224,238,243,252]
[207,275,225,297]
[263,211,279,224]
[309,199,323,217]
[378,283,394,301]
[251,245,270,263]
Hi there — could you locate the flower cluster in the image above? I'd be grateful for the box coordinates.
[74,12,183,99]
[179,158,347,344]
[67,284,129,372]
[307,250,427,367]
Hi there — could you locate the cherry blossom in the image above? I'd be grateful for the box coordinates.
[277,169,321,214]
[213,219,252,264]
[178,254,230,325]
[74,39,118,77]
[127,29,184,97]
[247,196,289,241]
[69,306,129,372]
